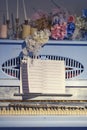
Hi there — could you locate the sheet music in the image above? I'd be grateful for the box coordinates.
[27,58,65,94]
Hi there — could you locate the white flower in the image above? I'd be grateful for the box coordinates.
[25,29,50,57]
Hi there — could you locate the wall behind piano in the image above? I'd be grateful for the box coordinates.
[0,0,87,25]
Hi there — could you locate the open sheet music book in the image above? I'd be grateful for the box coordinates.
[27,58,65,94]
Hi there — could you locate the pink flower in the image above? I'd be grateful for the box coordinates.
[51,23,67,40]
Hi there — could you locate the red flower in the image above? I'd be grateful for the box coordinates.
[68,16,75,23]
